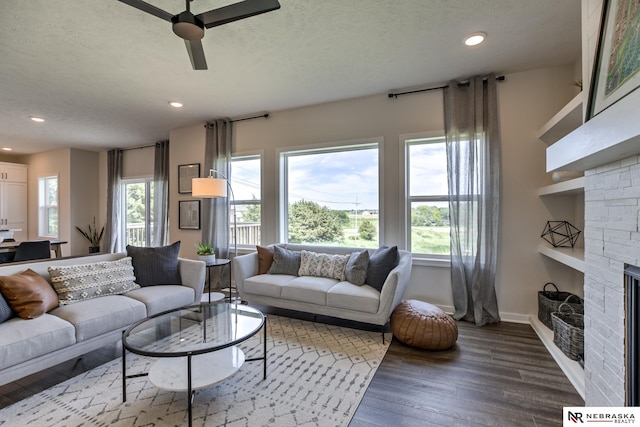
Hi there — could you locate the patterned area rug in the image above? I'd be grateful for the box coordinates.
[0,315,389,427]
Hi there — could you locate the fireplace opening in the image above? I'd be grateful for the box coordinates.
[625,265,640,406]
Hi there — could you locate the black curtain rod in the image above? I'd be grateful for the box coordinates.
[205,113,270,127]
[231,113,269,123]
[388,75,505,99]
[121,143,156,152]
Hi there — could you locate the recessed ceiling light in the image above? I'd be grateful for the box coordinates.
[2,147,12,151]
[169,101,183,108]
[464,32,486,46]
[30,116,45,122]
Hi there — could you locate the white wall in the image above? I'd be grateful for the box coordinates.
[69,149,99,255]
[168,65,583,319]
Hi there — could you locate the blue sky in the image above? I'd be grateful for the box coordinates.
[231,141,447,211]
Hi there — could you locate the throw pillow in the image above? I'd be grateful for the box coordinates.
[298,250,350,281]
[0,269,59,319]
[48,257,140,305]
[0,291,13,324]
[256,245,275,274]
[268,245,301,276]
[345,250,370,286]
[366,246,400,291]
[127,241,182,287]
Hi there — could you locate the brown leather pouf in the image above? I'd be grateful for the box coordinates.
[391,299,458,350]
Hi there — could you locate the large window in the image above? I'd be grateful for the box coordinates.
[280,141,379,247]
[38,175,58,238]
[122,179,154,246]
[405,135,450,256]
[230,155,261,247]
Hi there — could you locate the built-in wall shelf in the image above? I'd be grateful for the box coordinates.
[530,316,585,399]
[538,244,585,273]
[537,177,585,196]
[537,93,583,146]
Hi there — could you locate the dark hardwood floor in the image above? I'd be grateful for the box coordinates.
[0,315,582,426]
[350,320,584,427]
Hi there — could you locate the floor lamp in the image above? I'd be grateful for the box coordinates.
[192,169,237,257]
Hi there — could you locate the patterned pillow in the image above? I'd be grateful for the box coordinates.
[268,246,301,276]
[298,250,349,281]
[0,291,13,323]
[345,250,370,286]
[48,257,140,305]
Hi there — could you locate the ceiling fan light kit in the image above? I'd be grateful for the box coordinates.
[117,0,281,70]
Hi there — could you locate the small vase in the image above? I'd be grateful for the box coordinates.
[198,254,216,264]
[89,246,100,254]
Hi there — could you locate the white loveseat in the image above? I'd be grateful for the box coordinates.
[233,244,411,328]
[0,252,205,386]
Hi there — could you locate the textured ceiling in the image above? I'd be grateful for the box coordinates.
[0,0,581,155]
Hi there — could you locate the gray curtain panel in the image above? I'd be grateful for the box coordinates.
[105,149,123,253]
[444,74,501,326]
[202,119,233,259]
[152,140,170,246]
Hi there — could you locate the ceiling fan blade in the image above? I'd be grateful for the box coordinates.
[185,39,208,70]
[198,0,281,29]
[116,0,173,22]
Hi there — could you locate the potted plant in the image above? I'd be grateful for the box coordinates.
[196,241,216,264]
[76,216,105,253]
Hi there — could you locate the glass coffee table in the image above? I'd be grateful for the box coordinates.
[121,302,266,426]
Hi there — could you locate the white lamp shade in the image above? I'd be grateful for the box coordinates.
[192,177,227,198]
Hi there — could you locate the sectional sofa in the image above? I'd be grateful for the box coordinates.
[0,252,205,386]
[233,244,411,331]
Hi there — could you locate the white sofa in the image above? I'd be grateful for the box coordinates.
[0,252,205,386]
[233,244,411,329]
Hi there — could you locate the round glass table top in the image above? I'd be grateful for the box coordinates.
[122,302,264,357]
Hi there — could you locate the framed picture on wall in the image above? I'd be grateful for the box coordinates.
[179,200,200,230]
[587,0,640,120]
[178,163,200,194]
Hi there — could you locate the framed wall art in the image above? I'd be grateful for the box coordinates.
[587,0,640,120]
[179,200,200,230]
[178,163,200,194]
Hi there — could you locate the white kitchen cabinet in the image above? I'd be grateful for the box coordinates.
[0,162,28,241]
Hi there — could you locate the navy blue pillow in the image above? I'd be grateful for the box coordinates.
[366,246,400,291]
[127,241,182,287]
[0,291,14,324]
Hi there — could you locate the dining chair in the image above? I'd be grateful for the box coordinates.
[13,241,52,262]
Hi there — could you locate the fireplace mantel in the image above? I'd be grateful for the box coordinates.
[546,90,640,172]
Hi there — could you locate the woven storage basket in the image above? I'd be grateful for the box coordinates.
[538,282,582,329]
[551,303,584,361]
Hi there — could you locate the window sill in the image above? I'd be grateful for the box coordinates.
[412,256,451,268]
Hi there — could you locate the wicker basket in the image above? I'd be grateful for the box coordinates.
[537,282,582,329]
[551,303,584,361]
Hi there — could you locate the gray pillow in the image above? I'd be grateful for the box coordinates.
[345,250,369,286]
[127,241,182,287]
[366,246,399,291]
[0,291,13,324]
[268,246,301,276]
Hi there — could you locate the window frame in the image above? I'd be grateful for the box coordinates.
[121,177,154,247]
[230,152,263,249]
[38,175,59,238]
[277,137,383,245]
[401,132,451,265]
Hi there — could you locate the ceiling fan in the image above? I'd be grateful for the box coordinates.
[117,0,281,70]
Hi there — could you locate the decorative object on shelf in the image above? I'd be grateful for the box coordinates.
[587,0,640,120]
[75,216,104,253]
[192,169,238,256]
[178,200,200,230]
[541,221,581,248]
[551,171,583,183]
[551,303,584,361]
[195,241,216,263]
[537,282,583,329]
[178,163,200,194]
